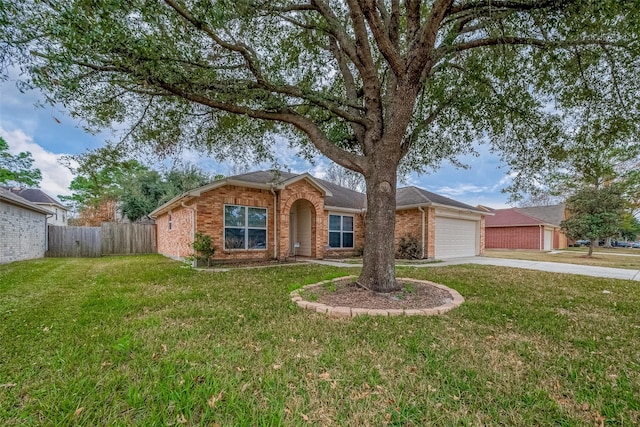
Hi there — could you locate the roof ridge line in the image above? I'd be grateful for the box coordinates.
[511,208,550,224]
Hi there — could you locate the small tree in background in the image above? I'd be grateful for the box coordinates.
[561,185,626,257]
[324,163,365,193]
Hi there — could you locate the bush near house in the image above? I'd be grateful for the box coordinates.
[192,232,215,267]
[397,234,421,259]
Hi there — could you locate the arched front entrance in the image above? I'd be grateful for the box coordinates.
[289,199,316,257]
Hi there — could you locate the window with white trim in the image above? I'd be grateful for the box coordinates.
[328,214,354,248]
[224,205,267,250]
[168,214,172,230]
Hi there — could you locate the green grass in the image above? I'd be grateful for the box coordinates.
[1,255,639,425]
[564,246,640,256]
[485,249,640,270]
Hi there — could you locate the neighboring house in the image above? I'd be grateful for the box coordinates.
[0,187,53,264]
[149,170,488,262]
[483,203,568,250]
[2,187,70,226]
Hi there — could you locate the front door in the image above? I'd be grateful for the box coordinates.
[289,199,314,257]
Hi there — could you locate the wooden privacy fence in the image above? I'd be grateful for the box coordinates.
[47,225,101,257]
[47,223,156,257]
[101,223,156,255]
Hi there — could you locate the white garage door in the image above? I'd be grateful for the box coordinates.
[435,217,478,258]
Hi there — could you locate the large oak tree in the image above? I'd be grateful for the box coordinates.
[2,1,639,291]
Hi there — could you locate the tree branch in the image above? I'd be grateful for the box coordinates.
[407,0,455,79]
[359,0,405,76]
[442,37,628,57]
[163,0,265,84]
[448,0,564,16]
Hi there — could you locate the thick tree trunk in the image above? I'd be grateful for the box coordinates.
[587,242,594,257]
[358,165,399,292]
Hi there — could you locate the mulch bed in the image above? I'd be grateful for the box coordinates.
[304,278,453,310]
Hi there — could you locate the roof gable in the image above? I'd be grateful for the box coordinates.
[216,170,366,210]
[516,204,565,226]
[396,186,485,213]
[1,187,67,209]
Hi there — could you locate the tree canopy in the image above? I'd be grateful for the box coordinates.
[0,136,42,187]
[3,1,640,290]
[60,147,214,223]
[561,185,627,256]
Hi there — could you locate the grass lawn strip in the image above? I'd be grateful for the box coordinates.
[1,255,639,425]
[485,249,640,270]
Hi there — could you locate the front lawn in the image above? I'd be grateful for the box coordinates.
[1,255,638,425]
[485,249,640,270]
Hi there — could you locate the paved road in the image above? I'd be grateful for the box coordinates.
[311,257,640,281]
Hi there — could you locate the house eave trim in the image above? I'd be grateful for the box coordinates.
[324,206,364,214]
[396,202,492,215]
[279,173,333,196]
[0,194,54,215]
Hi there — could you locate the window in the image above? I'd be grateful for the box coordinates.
[328,214,354,248]
[224,205,267,250]
[168,214,172,230]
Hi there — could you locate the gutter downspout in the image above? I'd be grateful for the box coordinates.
[271,188,277,260]
[45,213,53,254]
[418,206,425,259]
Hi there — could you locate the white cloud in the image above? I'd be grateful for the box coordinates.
[433,184,488,196]
[1,127,75,198]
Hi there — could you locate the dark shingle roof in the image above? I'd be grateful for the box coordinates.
[485,208,548,227]
[1,187,66,209]
[396,186,481,211]
[517,204,565,226]
[0,187,53,215]
[151,170,481,216]
[228,170,367,210]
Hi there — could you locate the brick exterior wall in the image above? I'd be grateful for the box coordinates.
[0,201,47,264]
[156,203,195,258]
[279,181,325,259]
[154,178,368,262]
[486,225,566,250]
[394,208,424,257]
[486,226,543,250]
[196,185,275,261]
[154,179,485,262]
[393,207,439,259]
[554,229,568,249]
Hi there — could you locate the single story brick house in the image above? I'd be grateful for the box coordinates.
[482,204,568,250]
[0,187,53,264]
[149,170,488,261]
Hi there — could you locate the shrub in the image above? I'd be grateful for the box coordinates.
[397,234,421,259]
[192,232,215,267]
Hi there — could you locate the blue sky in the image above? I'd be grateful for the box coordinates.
[1,70,514,208]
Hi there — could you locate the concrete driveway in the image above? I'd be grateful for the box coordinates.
[435,257,640,281]
[312,257,640,281]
